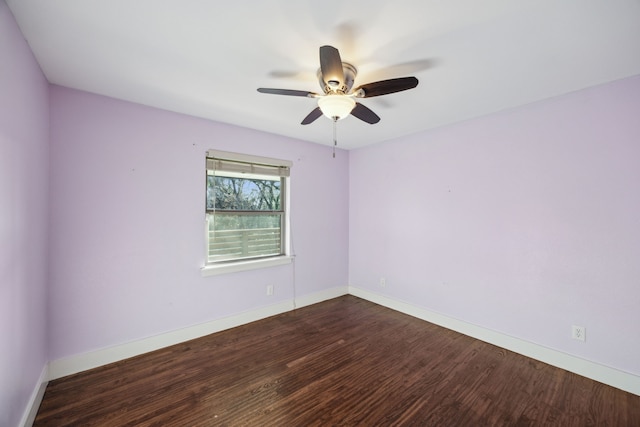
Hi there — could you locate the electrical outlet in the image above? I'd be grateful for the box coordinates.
[572,325,586,342]
[266,285,274,296]
[380,277,386,288]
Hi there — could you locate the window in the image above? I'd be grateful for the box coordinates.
[203,150,292,273]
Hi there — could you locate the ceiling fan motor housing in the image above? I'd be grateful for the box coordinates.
[318,62,357,94]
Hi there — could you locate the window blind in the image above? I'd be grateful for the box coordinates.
[206,157,290,177]
[206,149,292,177]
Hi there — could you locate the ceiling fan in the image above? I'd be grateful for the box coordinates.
[257,45,419,127]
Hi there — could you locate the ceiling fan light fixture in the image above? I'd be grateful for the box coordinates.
[318,95,355,120]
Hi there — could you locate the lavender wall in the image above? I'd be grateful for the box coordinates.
[350,75,640,376]
[48,86,349,361]
[0,1,50,425]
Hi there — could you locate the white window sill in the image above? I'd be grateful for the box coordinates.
[201,256,292,277]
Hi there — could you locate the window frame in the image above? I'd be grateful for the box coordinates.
[201,150,292,276]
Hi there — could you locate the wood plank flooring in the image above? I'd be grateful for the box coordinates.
[35,296,640,426]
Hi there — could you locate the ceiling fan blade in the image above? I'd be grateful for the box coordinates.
[353,76,419,98]
[301,107,323,125]
[257,88,317,97]
[350,102,380,124]
[319,45,345,90]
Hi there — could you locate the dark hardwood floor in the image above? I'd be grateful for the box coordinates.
[35,295,640,426]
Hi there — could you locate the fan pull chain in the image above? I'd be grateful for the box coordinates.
[332,116,338,158]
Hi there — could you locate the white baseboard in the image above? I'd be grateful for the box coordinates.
[48,300,292,380]
[20,364,48,427]
[48,285,638,397]
[348,286,640,397]
[48,287,348,381]
[294,286,348,309]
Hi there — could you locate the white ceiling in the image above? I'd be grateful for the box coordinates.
[7,0,640,149]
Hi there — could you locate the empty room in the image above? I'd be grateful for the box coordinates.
[2,1,640,425]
